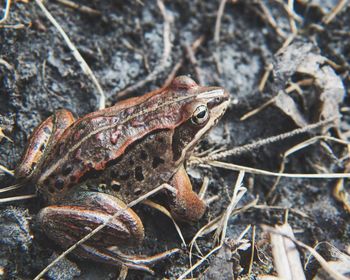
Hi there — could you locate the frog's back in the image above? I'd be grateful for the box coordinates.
[35,87,186,203]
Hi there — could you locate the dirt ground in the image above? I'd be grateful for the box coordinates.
[0,1,349,279]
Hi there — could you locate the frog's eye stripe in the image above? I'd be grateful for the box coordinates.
[197,89,225,99]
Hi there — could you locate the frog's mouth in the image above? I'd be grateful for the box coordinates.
[174,88,230,165]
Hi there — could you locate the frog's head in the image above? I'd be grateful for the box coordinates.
[166,76,230,164]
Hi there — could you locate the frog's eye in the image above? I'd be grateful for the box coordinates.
[191,105,209,125]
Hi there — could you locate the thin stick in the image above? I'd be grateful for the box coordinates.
[163,36,204,87]
[207,160,350,179]
[258,63,273,93]
[0,194,36,203]
[215,171,246,242]
[33,183,175,280]
[142,199,186,247]
[287,0,297,34]
[55,0,101,16]
[0,164,14,176]
[258,1,287,39]
[0,183,24,193]
[322,0,348,24]
[267,135,350,198]
[0,0,11,24]
[35,0,106,109]
[247,225,256,276]
[214,0,228,43]
[192,117,337,163]
[178,223,251,280]
[240,97,276,121]
[184,43,204,85]
[116,0,172,99]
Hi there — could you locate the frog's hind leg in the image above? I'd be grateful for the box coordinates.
[15,109,75,179]
[38,191,178,273]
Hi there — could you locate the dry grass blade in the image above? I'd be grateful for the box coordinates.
[141,199,186,247]
[268,135,350,198]
[0,0,11,24]
[35,0,106,109]
[247,225,256,276]
[207,160,350,179]
[262,225,349,280]
[253,204,309,219]
[55,0,101,16]
[269,223,306,280]
[258,63,274,93]
[0,194,36,203]
[214,171,246,242]
[322,0,348,24]
[0,164,14,176]
[178,223,251,280]
[214,0,228,43]
[33,183,177,280]
[0,183,24,193]
[182,171,246,279]
[0,127,13,142]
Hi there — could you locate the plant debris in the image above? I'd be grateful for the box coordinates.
[0,1,350,279]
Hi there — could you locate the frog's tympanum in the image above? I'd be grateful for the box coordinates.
[15,76,230,273]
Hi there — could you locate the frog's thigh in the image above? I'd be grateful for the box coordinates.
[168,165,206,222]
[38,192,144,249]
[15,109,75,179]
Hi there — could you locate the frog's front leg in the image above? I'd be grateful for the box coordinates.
[15,109,75,179]
[38,191,178,273]
[168,165,206,222]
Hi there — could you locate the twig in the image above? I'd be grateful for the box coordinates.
[178,220,250,280]
[191,117,338,163]
[0,23,26,29]
[287,0,297,34]
[142,199,186,247]
[258,63,273,93]
[0,0,11,24]
[257,1,287,39]
[214,171,246,242]
[0,164,14,176]
[247,225,256,276]
[206,160,350,179]
[163,36,204,87]
[322,0,348,24]
[267,135,350,199]
[214,0,228,43]
[240,97,275,121]
[35,0,106,109]
[0,194,36,203]
[0,58,14,70]
[0,183,24,193]
[55,0,101,16]
[116,0,172,99]
[33,183,176,280]
[184,43,204,85]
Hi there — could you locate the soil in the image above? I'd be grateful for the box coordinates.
[0,1,349,279]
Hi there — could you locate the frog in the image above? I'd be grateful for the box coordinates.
[14,76,230,273]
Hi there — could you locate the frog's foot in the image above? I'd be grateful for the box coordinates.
[77,243,179,274]
[38,191,177,273]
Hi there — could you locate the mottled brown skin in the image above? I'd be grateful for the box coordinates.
[15,76,230,273]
